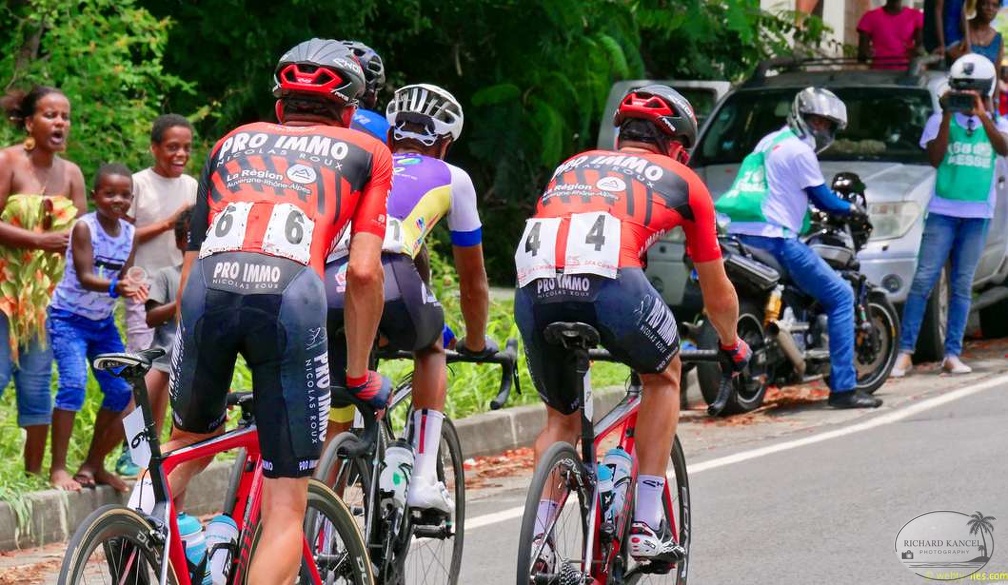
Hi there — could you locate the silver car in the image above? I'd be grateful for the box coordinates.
[603,64,1008,361]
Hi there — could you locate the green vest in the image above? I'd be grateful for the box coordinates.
[714,129,812,234]
[935,118,996,203]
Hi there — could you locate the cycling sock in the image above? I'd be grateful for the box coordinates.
[634,475,666,530]
[534,499,560,536]
[409,408,444,484]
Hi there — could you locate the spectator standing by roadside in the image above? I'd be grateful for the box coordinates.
[0,86,86,479]
[117,114,196,476]
[858,0,925,69]
[891,54,1008,378]
[924,0,968,60]
[949,0,1004,105]
[47,163,148,491]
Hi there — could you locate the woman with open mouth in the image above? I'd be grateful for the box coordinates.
[0,85,87,489]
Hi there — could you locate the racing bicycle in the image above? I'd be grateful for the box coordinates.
[58,348,373,585]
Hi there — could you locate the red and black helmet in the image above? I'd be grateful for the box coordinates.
[272,38,366,105]
[613,85,698,149]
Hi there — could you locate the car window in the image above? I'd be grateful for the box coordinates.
[692,87,933,166]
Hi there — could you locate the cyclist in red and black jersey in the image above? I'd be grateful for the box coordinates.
[515,85,750,563]
[166,39,392,584]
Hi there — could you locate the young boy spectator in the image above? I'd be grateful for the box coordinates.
[118,114,196,475]
[858,0,925,69]
[47,163,148,491]
[138,208,191,438]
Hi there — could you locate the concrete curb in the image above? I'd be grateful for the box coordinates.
[0,386,633,552]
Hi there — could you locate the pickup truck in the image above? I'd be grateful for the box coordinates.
[599,60,1008,361]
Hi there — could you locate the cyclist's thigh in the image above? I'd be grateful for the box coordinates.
[382,254,443,351]
[169,256,240,433]
[514,278,599,415]
[241,260,330,479]
[595,268,680,375]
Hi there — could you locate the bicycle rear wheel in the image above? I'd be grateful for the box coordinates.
[316,431,372,533]
[58,505,179,585]
[515,441,590,585]
[626,435,691,585]
[243,479,374,584]
[402,415,465,584]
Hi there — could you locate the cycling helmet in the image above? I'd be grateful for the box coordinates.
[386,83,464,143]
[787,87,848,154]
[613,85,698,150]
[272,38,366,105]
[340,40,386,95]
[949,53,997,97]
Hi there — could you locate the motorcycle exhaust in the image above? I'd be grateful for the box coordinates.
[767,320,806,377]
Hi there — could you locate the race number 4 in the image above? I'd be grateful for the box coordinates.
[199,201,253,258]
[262,203,315,264]
[565,211,620,279]
[515,217,561,287]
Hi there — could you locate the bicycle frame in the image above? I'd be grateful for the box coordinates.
[106,355,329,585]
[557,346,715,583]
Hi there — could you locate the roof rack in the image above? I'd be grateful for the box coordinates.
[751,54,946,81]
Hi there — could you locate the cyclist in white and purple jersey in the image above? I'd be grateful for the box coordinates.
[325,83,493,515]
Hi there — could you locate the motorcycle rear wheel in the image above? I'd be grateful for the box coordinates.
[697,300,769,415]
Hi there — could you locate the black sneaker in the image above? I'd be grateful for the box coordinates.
[629,520,685,563]
[827,390,882,409]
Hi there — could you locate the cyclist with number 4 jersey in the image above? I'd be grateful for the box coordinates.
[326,83,492,515]
[166,38,392,585]
[514,85,750,563]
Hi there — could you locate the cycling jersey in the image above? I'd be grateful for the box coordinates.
[515,149,719,287]
[188,121,392,276]
[351,108,390,143]
[329,153,482,260]
[173,120,393,478]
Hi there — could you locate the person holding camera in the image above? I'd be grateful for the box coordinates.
[891,53,1008,377]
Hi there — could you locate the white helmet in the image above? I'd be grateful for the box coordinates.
[787,87,848,154]
[386,83,464,144]
[949,53,996,97]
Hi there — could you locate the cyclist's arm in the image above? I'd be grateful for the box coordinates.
[344,144,392,379]
[681,178,739,346]
[447,164,489,350]
[453,244,489,350]
[804,184,853,214]
[177,150,215,319]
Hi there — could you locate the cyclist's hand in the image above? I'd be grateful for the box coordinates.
[718,338,751,376]
[346,371,392,410]
[848,201,869,223]
[456,336,499,359]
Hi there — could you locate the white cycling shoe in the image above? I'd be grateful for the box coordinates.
[629,520,686,563]
[406,479,454,515]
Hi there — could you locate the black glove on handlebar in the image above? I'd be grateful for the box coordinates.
[718,339,752,376]
[456,336,500,359]
[848,201,869,223]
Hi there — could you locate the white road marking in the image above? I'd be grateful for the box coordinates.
[465,373,1007,531]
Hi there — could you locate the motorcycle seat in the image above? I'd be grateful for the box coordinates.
[743,246,789,282]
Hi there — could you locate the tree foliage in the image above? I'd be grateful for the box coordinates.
[0,0,195,179]
[1,0,835,282]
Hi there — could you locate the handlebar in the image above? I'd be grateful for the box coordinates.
[588,347,720,363]
[376,337,521,411]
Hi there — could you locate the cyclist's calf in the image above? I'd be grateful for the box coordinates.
[635,356,682,477]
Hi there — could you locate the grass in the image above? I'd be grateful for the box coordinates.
[0,248,630,502]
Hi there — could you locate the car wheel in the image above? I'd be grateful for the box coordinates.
[915,265,949,363]
[979,295,1008,338]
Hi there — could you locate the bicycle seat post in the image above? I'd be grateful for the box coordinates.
[543,322,601,473]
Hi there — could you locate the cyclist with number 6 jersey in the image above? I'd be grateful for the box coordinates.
[166,38,392,585]
[514,85,749,563]
[325,83,492,515]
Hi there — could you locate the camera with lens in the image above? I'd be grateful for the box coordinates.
[944,90,976,113]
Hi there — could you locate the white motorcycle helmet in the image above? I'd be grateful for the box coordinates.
[786,87,848,154]
[949,53,997,97]
[386,83,464,145]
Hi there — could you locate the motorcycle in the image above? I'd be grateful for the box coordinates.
[687,172,900,416]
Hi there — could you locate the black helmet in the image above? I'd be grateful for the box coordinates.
[273,38,366,105]
[340,40,386,95]
[613,84,698,149]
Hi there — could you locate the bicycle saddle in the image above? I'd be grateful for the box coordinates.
[544,322,600,349]
[92,348,166,372]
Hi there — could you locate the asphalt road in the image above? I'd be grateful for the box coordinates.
[4,344,1008,584]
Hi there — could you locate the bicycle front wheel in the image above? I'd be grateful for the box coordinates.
[402,415,465,584]
[58,505,179,585]
[627,435,691,585]
[515,441,590,585]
